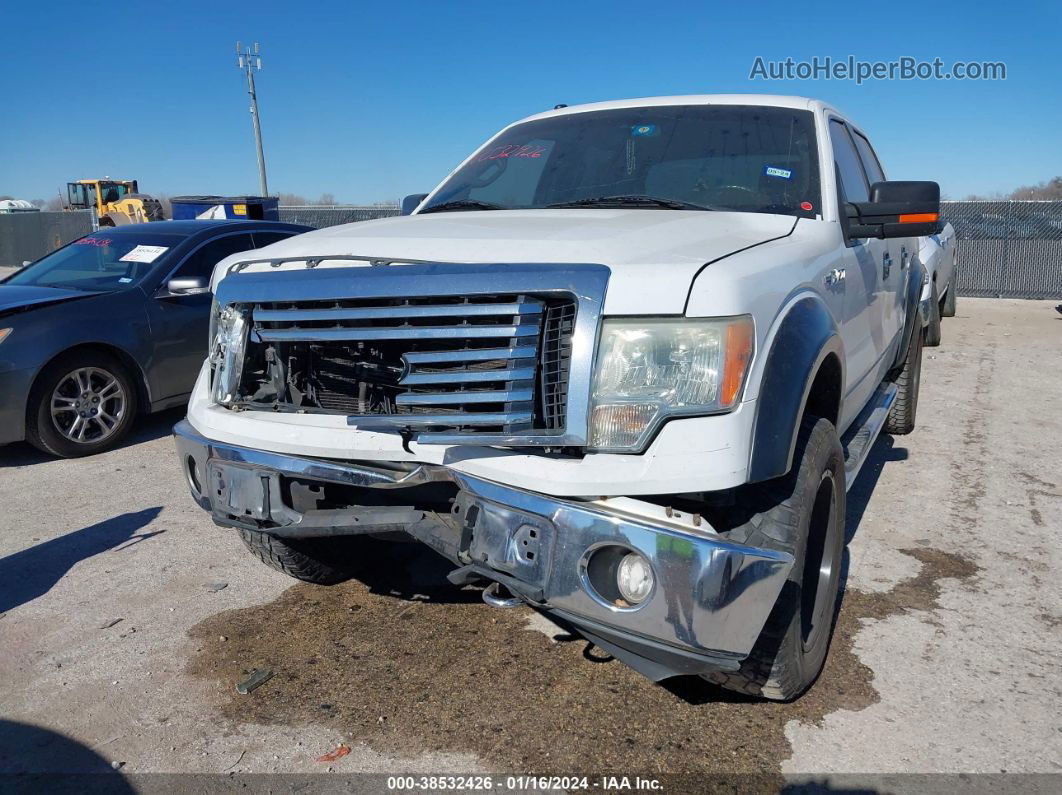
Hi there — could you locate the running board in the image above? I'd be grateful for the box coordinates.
[841,383,898,489]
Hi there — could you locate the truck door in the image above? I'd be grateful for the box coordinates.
[827,118,887,421]
[851,129,908,364]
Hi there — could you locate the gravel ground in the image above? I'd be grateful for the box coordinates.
[0,265,17,279]
[0,298,1059,789]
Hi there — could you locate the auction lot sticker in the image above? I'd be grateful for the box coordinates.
[119,245,169,263]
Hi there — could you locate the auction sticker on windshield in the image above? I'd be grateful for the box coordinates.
[119,245,169,263]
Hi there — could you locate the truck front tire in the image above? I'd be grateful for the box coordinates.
[703,416,846,701]
[238,528,360,585]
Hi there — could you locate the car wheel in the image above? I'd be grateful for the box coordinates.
[701,416,846,701]
[924,283,942,347]
[941,283,957,317]
[27,351,138,458]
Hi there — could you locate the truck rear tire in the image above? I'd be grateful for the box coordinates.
[941,283,957,317]
[238,528,359,585]
[885,323,923,436]
[702,416,846,701]
[924,283,942,347]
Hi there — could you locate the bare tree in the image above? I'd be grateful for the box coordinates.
[313,193,337,206]
[44,196,65,211]
[277,192,308,206]
[1010,177,1062,200]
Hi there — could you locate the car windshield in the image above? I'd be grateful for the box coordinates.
[421,105,821,217]
[5,231,186,291]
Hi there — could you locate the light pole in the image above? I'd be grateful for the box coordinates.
[237,41,269,197]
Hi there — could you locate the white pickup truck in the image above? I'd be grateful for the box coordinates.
[174,95,939,700]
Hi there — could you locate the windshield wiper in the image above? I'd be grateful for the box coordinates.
[546,194,718,211]
[418,199,505,214]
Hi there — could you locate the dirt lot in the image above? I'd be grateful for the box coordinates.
[1,298,1060,789]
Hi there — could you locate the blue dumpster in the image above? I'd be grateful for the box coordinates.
[171,196,279,221]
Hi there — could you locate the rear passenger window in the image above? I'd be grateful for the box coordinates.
[175,234,255,280]
[852,132,886,187]
[828,120,870,203]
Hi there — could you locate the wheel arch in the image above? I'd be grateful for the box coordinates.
[748,296,845,484]
[27,342,152,417]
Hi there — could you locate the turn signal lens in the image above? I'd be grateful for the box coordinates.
[721,317,755,408]
[899,212,939,223]
[0,328,11,346]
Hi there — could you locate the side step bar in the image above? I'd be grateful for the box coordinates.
[841,383,898,489]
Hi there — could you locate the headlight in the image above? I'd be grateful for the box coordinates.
[589,316,754,451]
[209,302,249,405]
[0,328,12,346]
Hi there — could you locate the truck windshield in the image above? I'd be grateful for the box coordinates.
[421,105,820,217]
[6,231,186,291]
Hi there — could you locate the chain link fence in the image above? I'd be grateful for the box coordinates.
[0,210,94,267]
[279,205,400,228]
[942,200,1062,299]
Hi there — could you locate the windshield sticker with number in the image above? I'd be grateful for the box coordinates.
[119,245,170,263]
[763,166,794,180]
[74,237,113,247]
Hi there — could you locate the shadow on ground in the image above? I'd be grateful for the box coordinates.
[0,508,164,613]
[0,719,135,792]
[0,407,186,469]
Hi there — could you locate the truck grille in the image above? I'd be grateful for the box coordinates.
[249,294,576,436]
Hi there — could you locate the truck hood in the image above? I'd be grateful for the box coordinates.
[216,209,796,314]
[0,285,103,317]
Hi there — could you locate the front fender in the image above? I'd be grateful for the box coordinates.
[748,295,844,483]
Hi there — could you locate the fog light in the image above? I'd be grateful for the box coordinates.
[616,552,654,604]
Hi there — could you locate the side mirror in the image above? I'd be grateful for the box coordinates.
[846,181,942,239]
[401,193,429,216]
[165,276,210,296]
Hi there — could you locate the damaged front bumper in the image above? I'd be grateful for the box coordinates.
[174,419,793,682]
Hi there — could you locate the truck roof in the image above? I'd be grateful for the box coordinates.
[518,94,843,124]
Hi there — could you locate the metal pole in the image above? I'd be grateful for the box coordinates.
[238,42,269,196]
[247,68,268,196]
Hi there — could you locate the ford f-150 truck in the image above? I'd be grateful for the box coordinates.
[174,95,939,700]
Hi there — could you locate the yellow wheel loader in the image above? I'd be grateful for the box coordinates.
[66,179,165,225]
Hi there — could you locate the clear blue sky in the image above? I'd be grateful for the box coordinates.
[2,1,1058,202]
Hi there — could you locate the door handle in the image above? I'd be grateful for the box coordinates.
[824,268,846,286]
[882,252,892,280]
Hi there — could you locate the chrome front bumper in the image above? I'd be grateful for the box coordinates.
[174,419,793,681]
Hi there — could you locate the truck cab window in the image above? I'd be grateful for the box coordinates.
[828,119,870,202]
[852,132,886,186]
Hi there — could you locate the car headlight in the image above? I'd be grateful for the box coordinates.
[209,302,249,405]
[589,316,754,451]
[0,328,12,346]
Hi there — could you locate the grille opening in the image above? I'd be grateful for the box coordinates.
[234,293,576,437]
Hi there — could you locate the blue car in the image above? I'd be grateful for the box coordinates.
[0,220,310,457]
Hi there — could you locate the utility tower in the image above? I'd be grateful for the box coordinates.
[237,41,269,196]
